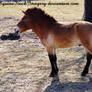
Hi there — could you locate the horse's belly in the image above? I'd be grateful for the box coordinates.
[55,37,80,48]
[41,33,80,48]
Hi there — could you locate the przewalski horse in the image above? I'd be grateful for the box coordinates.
[15,7,92,77]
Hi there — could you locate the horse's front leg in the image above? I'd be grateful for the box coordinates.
[47,48,59,77]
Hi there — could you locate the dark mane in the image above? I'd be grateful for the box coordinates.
[25,7,57,25]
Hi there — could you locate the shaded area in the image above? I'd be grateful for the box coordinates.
[0,33,20,40]
[84,0,92,22]
[44,75,92,92]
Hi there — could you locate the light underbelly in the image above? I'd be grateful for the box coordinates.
[42,33,80,48]
[55,37,80,48]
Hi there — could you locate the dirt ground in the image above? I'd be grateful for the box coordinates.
[0,17,92,92]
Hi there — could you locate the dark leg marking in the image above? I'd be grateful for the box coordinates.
[81,53,92,76]
[48,54,59,77]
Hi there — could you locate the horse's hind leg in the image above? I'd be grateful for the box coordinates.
[46,48,59,77]
[76,32,92,76]
[81,52,92,76]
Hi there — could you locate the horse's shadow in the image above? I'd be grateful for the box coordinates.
[44,75,92,92]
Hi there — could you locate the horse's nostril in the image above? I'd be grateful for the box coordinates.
[14,27,20,34]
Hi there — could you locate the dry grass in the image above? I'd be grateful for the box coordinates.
[1,0,92,92]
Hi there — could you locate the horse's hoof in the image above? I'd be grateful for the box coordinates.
[49,72,58,77]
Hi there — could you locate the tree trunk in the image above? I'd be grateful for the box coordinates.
[84,0,92,22]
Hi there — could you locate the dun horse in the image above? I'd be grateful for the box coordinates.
[15,7,92,77]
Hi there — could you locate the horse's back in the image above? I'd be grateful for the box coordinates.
[52,22,79,48]
[52,21,92,48]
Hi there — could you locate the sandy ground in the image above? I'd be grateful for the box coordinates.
[0,17,92,92]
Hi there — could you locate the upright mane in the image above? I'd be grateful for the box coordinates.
[25,7,57,26]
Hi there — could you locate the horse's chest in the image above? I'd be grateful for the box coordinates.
[42,34,55,48]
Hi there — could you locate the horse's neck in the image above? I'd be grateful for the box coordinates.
[32,26,46,39]
[32,22,53,39]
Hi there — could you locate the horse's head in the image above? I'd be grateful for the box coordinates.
[16,9,33,33]
[15,7,44,33]
[15,7,57,33]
